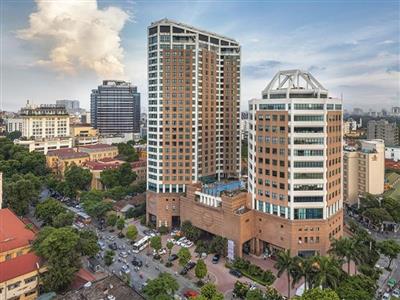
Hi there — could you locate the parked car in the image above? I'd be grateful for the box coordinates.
[168,254,178,262]
[119,251,128,258]
[212,254,220,264]
[229,269,242,278]
[167,238,177,244]
[118,232,125,239]
[180,268,188,275]
[109,243,118,250]
[120,264,130,274]
[131,259,143,267]
[97,241,106,250]
[183,290,199,299]
[186,261,196,270]
[393,289,400,298]
[158,248,167,255]
[183,240,193,248]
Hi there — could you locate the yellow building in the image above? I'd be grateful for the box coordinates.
[70,124,98,146]
[46,149,90,177]
[344,140,385,205]
[78,144,118,161]
[0,209,46,300]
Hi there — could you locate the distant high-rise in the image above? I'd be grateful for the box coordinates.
[146,19,241,227]
[56,99,81,114]
[367,119,399,146]
[344,140,385,205]
[90,80,140,135]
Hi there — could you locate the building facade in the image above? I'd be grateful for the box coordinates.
[70,124,99,146]
[0,209,46,300]
[91,80,141,135]
[146,19,241,228]
[247,70,343,256]
[56,100,81,115]
[385,146,400,162]
[367,119,399,146]
[343,140,385,205]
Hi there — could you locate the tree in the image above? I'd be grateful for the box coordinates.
[104,250,115,266]
[199,283,224,300]
[297,288,339,300]
[177,247,191,268]
[106,213,118,227]
[126,225,138,241]
[143,272,179,300]
[311,256,342,289]
[181,220,202,241]
[6,130,22,141]
[81,190,112,220]
[335,274,376,300]
[274,249,295,299]
[52,211,75,228]
[195,259,207,283]
[209,236,228,256]
[166,241,174,258]
[291,256,314,291]
[116,217,125,231]
[4,174,41,215]
[117,143,139,162]
[233,281,249,298]
[150,236,162,253]
[246,289,264,300]
[33,227,80,292]
[100,162,137,189]
[363,207,393,226]
[329,237,355,275]
[378,239,400,269]
[35,198,66,225]
[33,226,99,292]
[64,165,92,192]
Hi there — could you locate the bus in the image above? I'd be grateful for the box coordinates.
[132,236,151,253]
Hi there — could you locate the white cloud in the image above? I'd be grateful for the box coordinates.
[17,0,130,78]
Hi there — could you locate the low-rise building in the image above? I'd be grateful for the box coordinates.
[0,208,46,300]
[14,137,73,154]
[78,144,118,161]
[343,140,385,205]
[85,158,146,190]
[70,124,98,146]
[46,149,90,176]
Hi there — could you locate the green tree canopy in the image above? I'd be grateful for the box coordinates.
[116,217,125,231]
[6,130,22,141]
[143,272,179,300]
[177,247,191,267]
[195,259,207,282]
[125,225,138,241]
[363,207,393,225]
[81,190,111,219]
[181,220,202,241]
[150,236,162,252]
[106,213,118,227]
[378,239,400,269]
[297,288,340,300]
[64,165,92,194]
[35,197,66,225]
[199,283,224,300]
[52,211,75,228]
[117,143,139,162]
[100,162,137,189]
[335,275,376,300]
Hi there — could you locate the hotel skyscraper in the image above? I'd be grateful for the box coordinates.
[146,19,241,227]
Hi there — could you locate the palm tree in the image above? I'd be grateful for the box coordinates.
[311,256,342,289]
[291,256,314,291]
[329,237,354,275]
[274,249,295,299]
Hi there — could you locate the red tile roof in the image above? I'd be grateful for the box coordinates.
[79,144,117,150]
[85,161,121,171]
[386,159,400,170]
[0,252,41,283]
[47,148,89,160]
[0,209,35,253]
[70,268,96,290]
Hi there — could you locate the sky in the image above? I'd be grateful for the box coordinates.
[1,0,399,113]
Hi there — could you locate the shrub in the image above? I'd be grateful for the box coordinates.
[158,225,169,235]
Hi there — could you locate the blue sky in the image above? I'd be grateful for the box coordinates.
[1,0,399,112]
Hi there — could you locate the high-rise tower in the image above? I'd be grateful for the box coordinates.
[146,19,241,227]
[248,70,343,256]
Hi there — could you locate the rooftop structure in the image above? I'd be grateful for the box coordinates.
[20,104,68,116]
[47,148,89,160]
[0,252,42,283]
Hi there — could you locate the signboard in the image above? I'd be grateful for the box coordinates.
[227,240,235,260]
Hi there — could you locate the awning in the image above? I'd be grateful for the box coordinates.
[388,278,397,288]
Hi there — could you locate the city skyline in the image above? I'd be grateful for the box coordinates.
[1,0,399,112]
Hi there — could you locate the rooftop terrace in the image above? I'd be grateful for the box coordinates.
[201,180,244,197]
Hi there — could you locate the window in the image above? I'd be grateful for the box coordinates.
[294,137,324,145]
[24,276,37,284]
[294,196,324,203]
[294,173,324,179]
[259,104,285,110]
[294,127,324,133]
[293,161,323,168]
[294,208,323,219]
[294,115,324,121]
[294,149,324,156]
[294,103,324,110]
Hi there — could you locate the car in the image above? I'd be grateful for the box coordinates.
[131,259,143,267]
[167,238,177,244]
[229,269,242,278]
[108,235,116,241]
[186,261,196,270]
[153,254,161,260]
[97,241,106,250]
[168,254,178,262]
[393,289,400,298]
[119,251,128,258]
[118,232,125,239]
[120,265,130,274]
[212,254,220,264]
[382,292,390,300]
[182,240,193,248]
[158,248,167,255]
[108,243,118,250]
[180,268,188,275]
[118,244,126,250]
[183,290,199,299]
[177,237,187,246]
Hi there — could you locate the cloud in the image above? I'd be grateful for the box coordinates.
[243,60,283,78]
[17,0,130,78]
